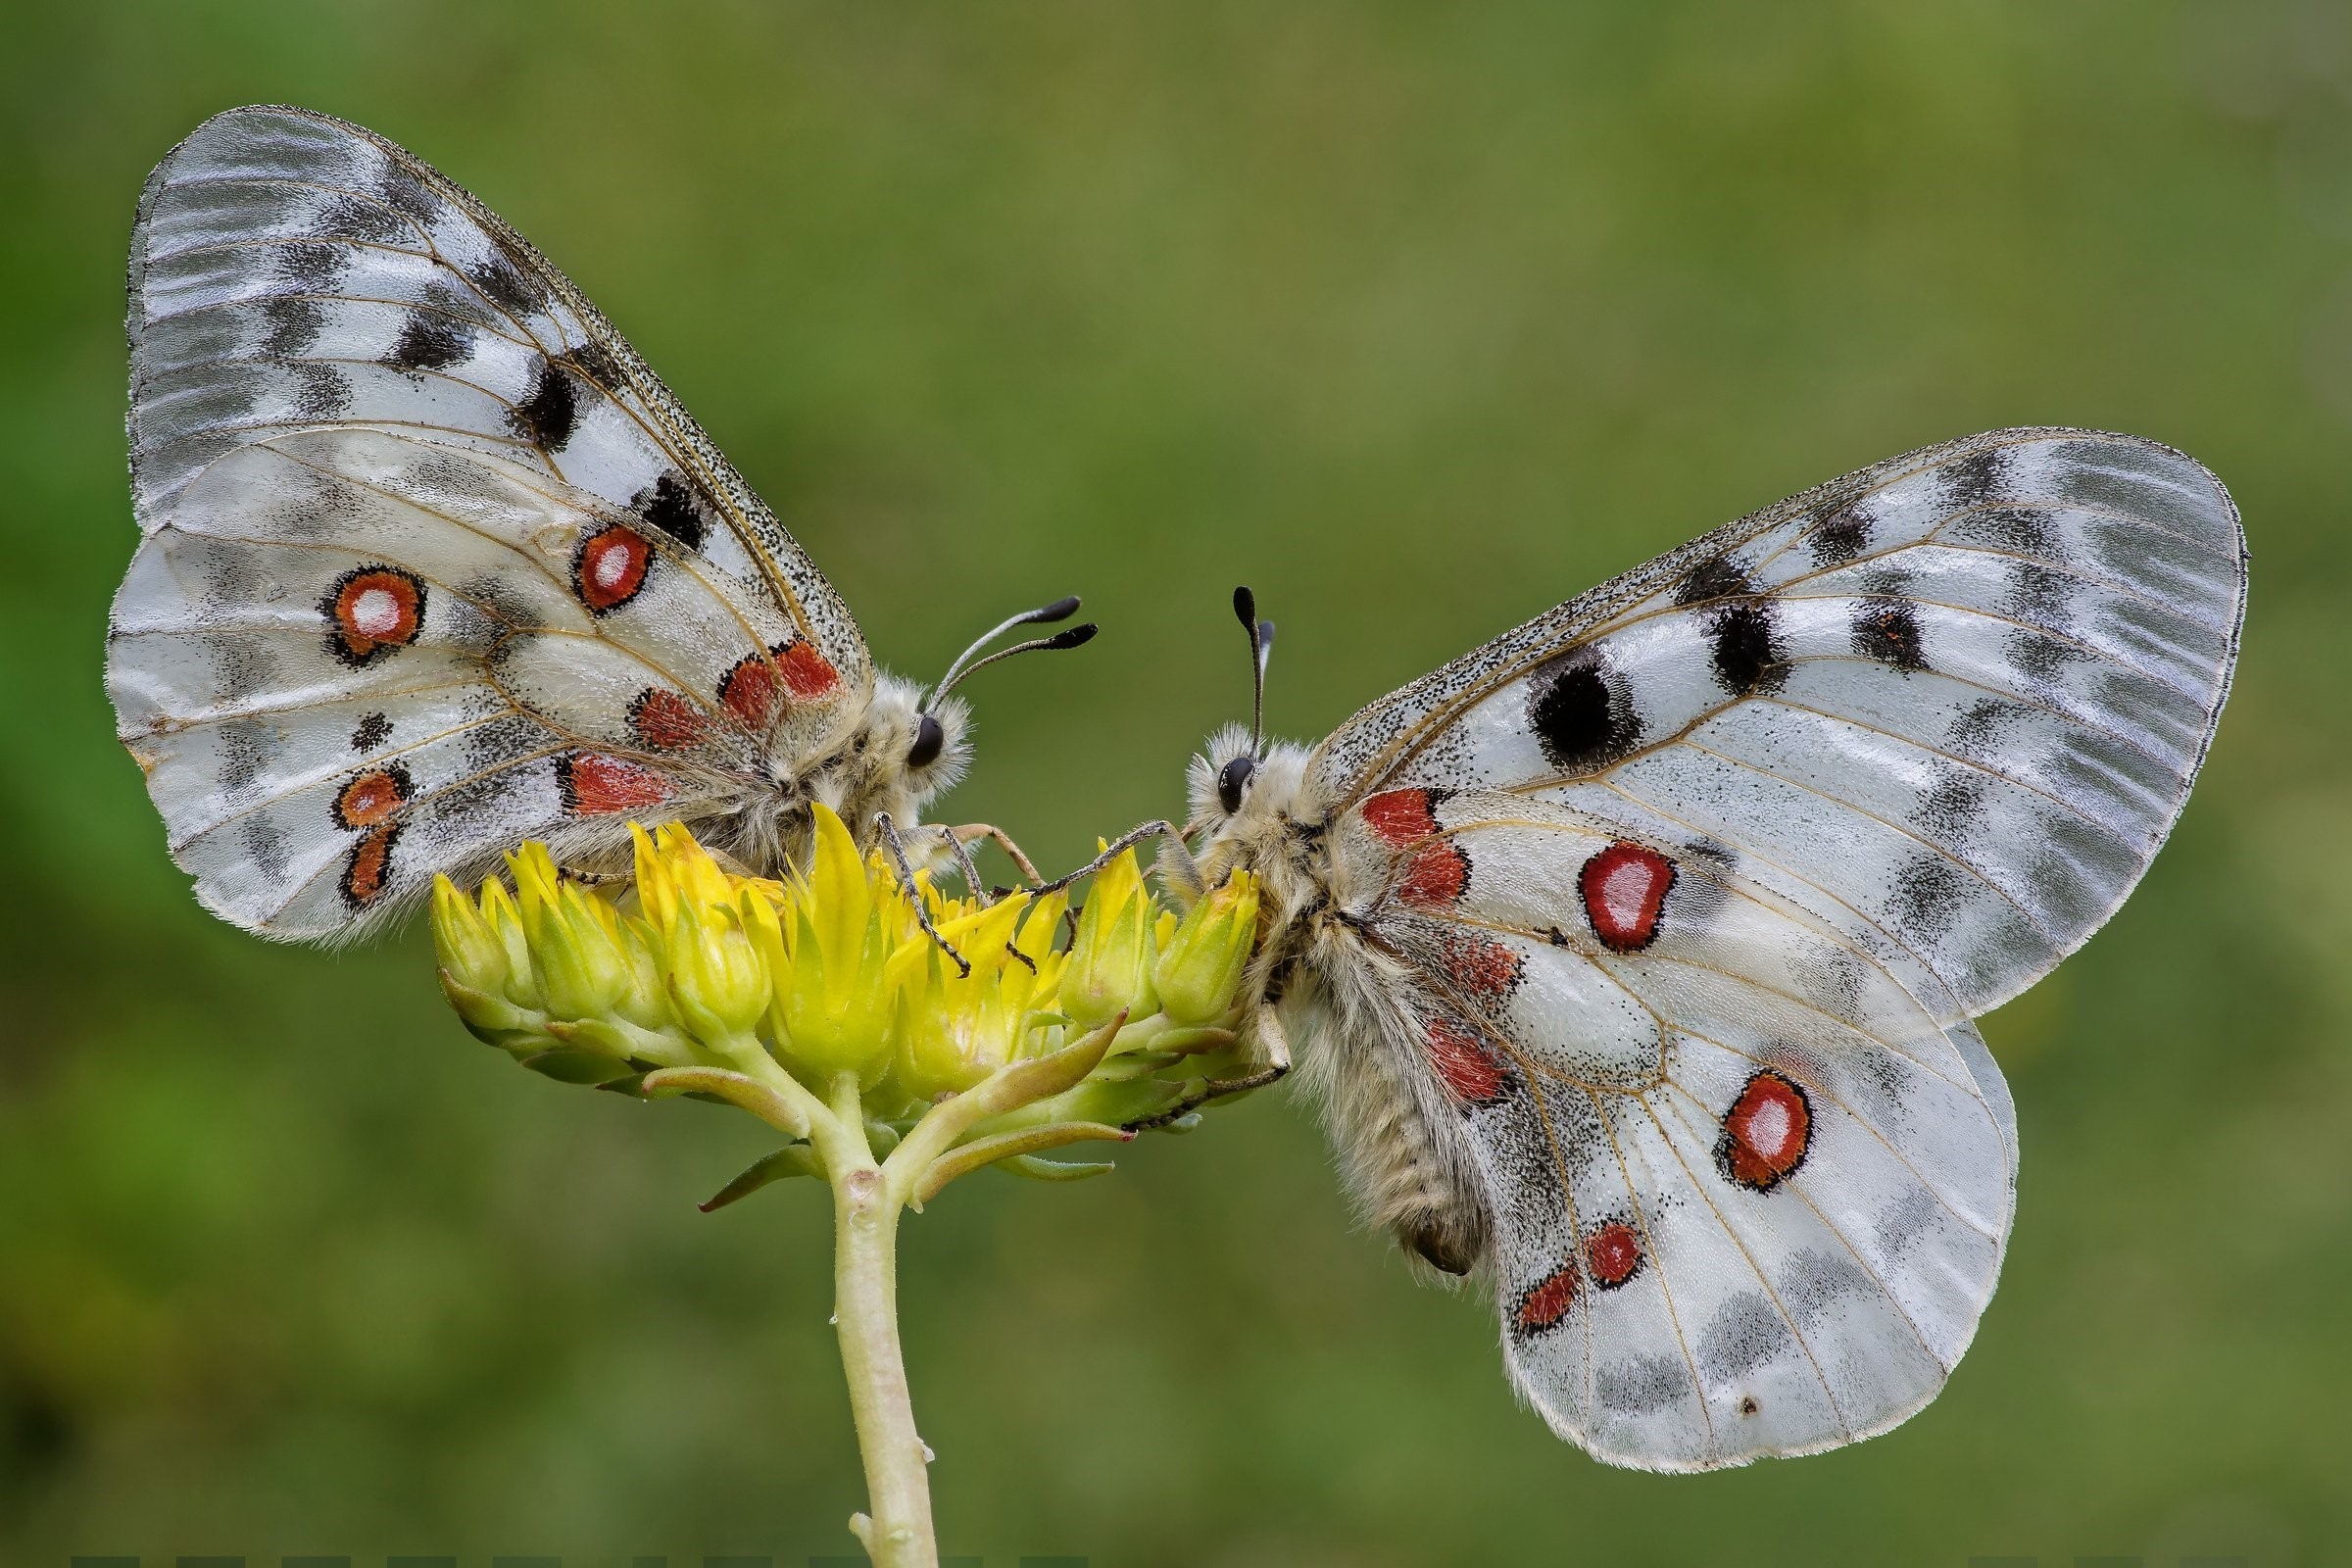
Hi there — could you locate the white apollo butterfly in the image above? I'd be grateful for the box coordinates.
[1145,430,2245,1469]
[106,106,1091,942]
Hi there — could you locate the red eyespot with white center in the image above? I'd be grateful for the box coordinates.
[332,764,411,830]
[1580,840,1675,953]
[1515,1263,1579,1337]
[557,752,673,815]
[1585,1221,1643,1290]
[1422,1015,1507,1105]
[323,564,426,665]
[574,523,652,612]
[1716,1069,1813,1192]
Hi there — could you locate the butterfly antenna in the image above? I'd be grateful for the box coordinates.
[929,595,1096,706]
[1233,585,1275,754]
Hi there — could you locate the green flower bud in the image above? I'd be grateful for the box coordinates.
[1151,871,1260,1026]
[1059,848,1158,1028]
[662,896,771,1051]
[534,880,632,1027]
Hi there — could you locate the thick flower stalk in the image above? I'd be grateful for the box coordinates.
[431,808,1261,1568]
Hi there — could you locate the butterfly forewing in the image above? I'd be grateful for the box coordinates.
[1317,429,2245,1018]
[1282,427,2239,1468]
[112,106,871,937]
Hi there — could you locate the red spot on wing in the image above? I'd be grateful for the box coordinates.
[341,824,401,906]
[1363,788,1444,847]
[1398,840,1470,908]
[1580,840,1675,953]
[721,641,845,729]
[776,639,841,700]
[559,753,673,815]
[629,688,712,751]
[1515,1262,1580,1336]
[575,524,652,612]
[1586,1222,1643,1289]
[1442,932,1522,1004]
[324,565,425,664]
[1423,1016,1507,1105]
[1716,1069,1812,1191]
[719,653,778,728]
[333,764,411,829]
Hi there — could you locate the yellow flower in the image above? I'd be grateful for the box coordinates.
[630,822,766,1053]
[1059,846,1158,1028]
[896,887,1070,1101]
[769,804,918,1088]
[1152,871,1260,1026]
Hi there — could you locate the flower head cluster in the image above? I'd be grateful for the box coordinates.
[432,806,1262,1187]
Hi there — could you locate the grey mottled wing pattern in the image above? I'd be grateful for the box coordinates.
[1318,429,2240,1468]
[108,106,863,939]
[1319,428,2245,1019]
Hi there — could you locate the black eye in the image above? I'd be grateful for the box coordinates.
[1217,754,1255,813]
[907,712,946,768]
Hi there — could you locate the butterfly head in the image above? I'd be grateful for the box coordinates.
[1185,589,1319,894]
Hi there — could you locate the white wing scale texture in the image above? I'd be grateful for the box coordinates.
[111,106,868,938]
[1315,429,2242,1468]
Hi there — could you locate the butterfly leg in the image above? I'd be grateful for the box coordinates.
[1034,819,1204,899]
[1123,1002,1292,1130]
[949,822,1045,887]
[923,823,988,899]
[871,811,971,979]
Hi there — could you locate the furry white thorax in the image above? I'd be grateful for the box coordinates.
[676,671,970,880]
[1184,723,1491,1277]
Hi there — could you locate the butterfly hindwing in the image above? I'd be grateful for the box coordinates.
[112,106,867,937]
[1317,428,2246,1019]
[1351,790,2016,1468]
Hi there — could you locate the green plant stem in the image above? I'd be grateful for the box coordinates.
[831,1143,935,1568]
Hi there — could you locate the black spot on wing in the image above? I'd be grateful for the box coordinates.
[257,297,324,358]
[315,192,409,246]
[2003,560,2081,628]
[218,718,268,802]
[351,711,393,751]
[1941,443,2009,514]
[1527,647,1642,773]
[1809,489,1874,567]
[1676,555,1752,606]
[1852,597,1928,671]
[1967,506,2057,556]
[1695,1292,1793,1383]
[510,361,579,450]
[634,473,709,551]
[1887,853,1969,942]
[272,240,351,291]
[372,170,441,226]
[466,249,544,318]
[1913,765,1987,848]
[1707,599,1787,697]
[384,313,471,373]
[569,341,625,393]
[287,362,350,419]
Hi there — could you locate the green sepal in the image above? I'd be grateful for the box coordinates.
[518,1047,639,1085]
[699,1144,822,1211]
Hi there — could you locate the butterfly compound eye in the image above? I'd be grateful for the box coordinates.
[907,711,946,769]
[1217,754,1256,813]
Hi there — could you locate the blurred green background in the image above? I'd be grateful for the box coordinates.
[2,3,2346,1564]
